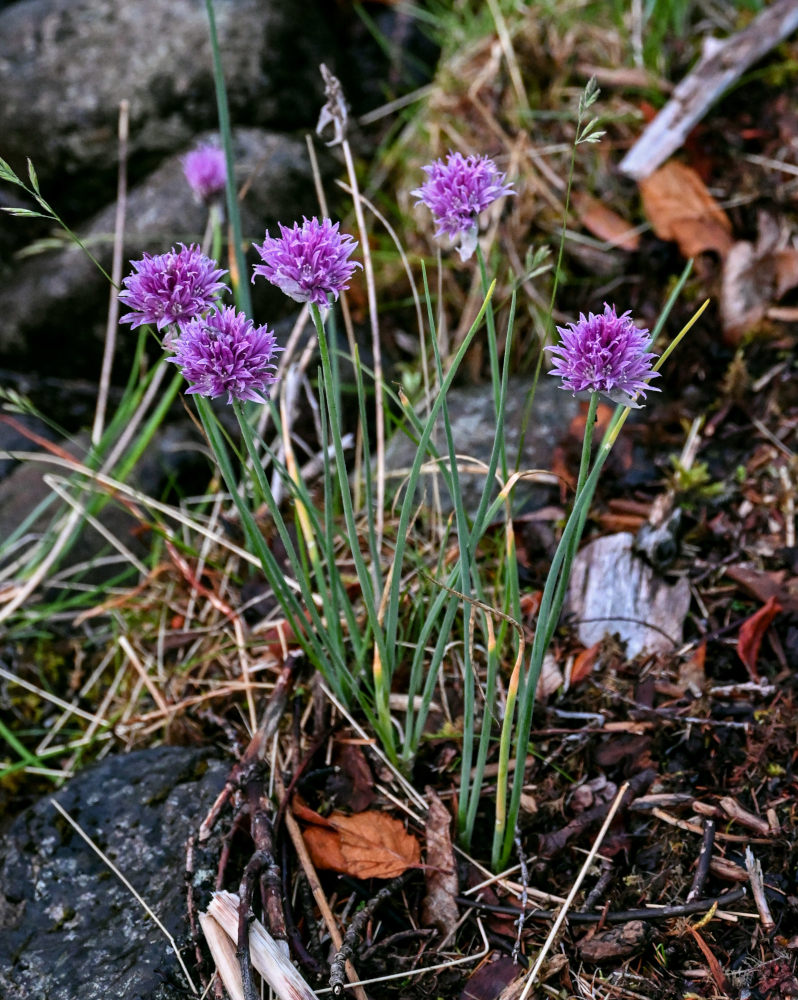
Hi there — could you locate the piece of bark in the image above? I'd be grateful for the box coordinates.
[421,788,459,935]
[566,532,691,658]
[620,0,798,179]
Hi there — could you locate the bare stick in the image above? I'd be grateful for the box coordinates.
[460,885,747,924]
[93,99,129,445]
[619,0,798,179]
[744,846,775,934]
[686,819,715,903]
[318,64,385,554]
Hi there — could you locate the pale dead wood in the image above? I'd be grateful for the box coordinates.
[206,892,318,1000]
[619,0,798,179]
[744,847,776,934]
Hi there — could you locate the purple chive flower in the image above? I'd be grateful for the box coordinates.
[412,151,515,261]
[166,306,282,404]
[546,303,659,407]
[251,216,361,308]
[182,143,227,202]
[119,244,228,332]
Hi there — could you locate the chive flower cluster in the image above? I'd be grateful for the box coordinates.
[182,143,227,203]
[547,303,659,406]
[412,151,514,261]
[251,217,361,308]
[119,216,361,402]
[119,243,279,403]
[119,244,227,332]
[166,306,280,404]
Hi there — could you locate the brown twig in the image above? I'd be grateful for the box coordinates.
[458,886,747,925]
[651,807,772,844]
[329,872,412,996]
[719,796,775,837]
[198,652,304,842]
[745,846,776,934]
[686,818,715,903]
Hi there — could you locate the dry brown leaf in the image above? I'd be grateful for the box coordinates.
[725,563,798,612]
[463,955,524,1000]
[302,809,420,879]
[737,595,782,680]
[639,160,733,259]
[421,788,458,934]
[572,191,640,251]
[720,215,798,342]
[570,641,601,686]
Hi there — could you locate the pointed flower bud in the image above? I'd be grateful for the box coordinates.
[182,143,227,202]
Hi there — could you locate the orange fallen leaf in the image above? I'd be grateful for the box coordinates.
[639,160,733,259]
[519,591,542,618]
[302,809,421,879]
[737,595,782,679]
[572,192,640,251]
[570,642,601,686]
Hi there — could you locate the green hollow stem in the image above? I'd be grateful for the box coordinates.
[204,0,251,318]
[310,303,397,760]
[383,277,496,690]
[493,408,628,868]
[194,395,350,701]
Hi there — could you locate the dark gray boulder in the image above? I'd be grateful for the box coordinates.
[0,746,227,1000]
[0,128,322,368]
[0,0,331,178]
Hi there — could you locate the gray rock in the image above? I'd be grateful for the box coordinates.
[0,0,331,176]
[0,128,320,360]
[0,746,227,1000]
[565,531,691,658]
[384,375,580,516]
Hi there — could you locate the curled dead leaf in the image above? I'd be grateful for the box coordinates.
[737,595,782,679]
[639,160,733,259]
[720,213,798,343]
[570,641,601,686]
